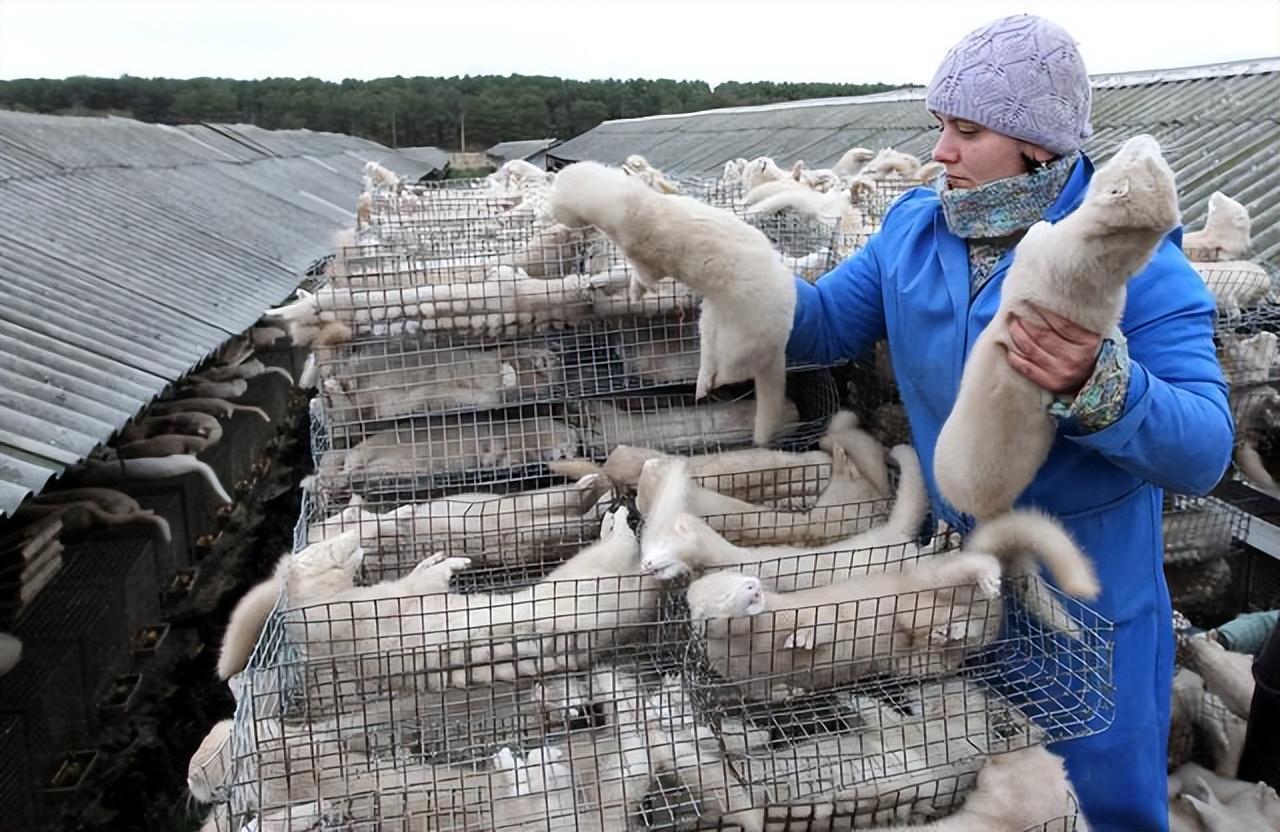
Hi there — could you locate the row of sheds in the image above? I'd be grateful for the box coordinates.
[0,113,440,518]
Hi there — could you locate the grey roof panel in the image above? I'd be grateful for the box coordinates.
[0,111,424,516]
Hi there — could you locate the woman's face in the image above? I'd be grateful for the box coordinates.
[931,114,1052,189]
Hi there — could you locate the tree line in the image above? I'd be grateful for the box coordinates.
[0,74,901,150]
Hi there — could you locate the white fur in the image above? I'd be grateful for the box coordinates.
[934,134,1181,519]
[1183,192,1251,262]
[551,162,796,444]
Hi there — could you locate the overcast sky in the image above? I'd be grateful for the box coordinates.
[1,0,1277,88]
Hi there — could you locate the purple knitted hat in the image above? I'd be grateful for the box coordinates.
[926,14,1093,155]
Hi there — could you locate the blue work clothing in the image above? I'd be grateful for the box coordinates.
[788,156,1234,832]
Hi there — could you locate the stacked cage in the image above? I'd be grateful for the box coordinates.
[202,160,1108,831]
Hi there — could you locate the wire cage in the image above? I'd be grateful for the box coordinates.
[208,513,1111,832]
[1193,260,1279,334]
[295,473,620,582]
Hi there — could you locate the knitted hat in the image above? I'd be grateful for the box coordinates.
[926,14,1093,156]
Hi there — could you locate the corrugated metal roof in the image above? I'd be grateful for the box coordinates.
[396,146,451,174]
[488,139,558,165]
[551,58,1280,268]
[0,111,429,517]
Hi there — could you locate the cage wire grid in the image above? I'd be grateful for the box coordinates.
[231,169,1108,831]
[212,529,1111,830]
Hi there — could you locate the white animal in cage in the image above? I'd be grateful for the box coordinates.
[635,443,890,548]
[314,414,581,482]
[640,445,930,587]
[1182,636,1255,722]
[284,507,659,691]
[743,178,803,208]
[746,181,871,237]
[582,396,800,454]
[721,157,749,185]
[834,147,876,179]
[321,344,562,422]
[362,160,402,192]
[686,508,1098,700]
[1232,386,1280,496]
[265,269,593,345]
[915,160,946,184]
[587,267,697,319]
[216,531,368,679]
[847,745,1085,832]
[1169,763,1280,832]
[1183,192,1251,262]
[622,154,682,194]
[742,156,792,190]
[512,222,610,278]
[355,191,372,228]
[551,162,797,445]
[356,473,613,560]
[1218,331,1278,388]
[1193,260,1274,323]
[864,148,922,180]
[934,134,1180,520]
[76,454,232,505]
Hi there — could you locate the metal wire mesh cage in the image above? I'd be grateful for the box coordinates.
[1193,260,1278,333]
[209,508,1111,831]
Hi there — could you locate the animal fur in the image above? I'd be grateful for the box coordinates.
[842,746,1086,832]
[29,487,172,543]
[1183,192,1251,262]
[934,134,1180,520]
[863,148,922,180]
[685,508,1097,699]
[634,439,892,548]
[622,154,682,194]
[77,455,232,504]
[284,507,661,693]
[1182,636,1255,721]
[176,377,249,400]
[833,147,876,178]
[1193,260,1273,321]
[551,161,797,445]
[120,412,222,445]
[582,397,799,454]
[148,397,269,422]
[640,445,930,587]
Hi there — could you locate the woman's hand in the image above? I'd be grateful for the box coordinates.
[1006,305,1102,396]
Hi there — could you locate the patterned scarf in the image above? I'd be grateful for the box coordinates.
[937,153,1080,296]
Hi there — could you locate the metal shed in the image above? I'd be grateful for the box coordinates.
[486,138,558,170]
[0,112,424,517]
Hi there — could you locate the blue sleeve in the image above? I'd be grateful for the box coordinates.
[786,233,888,366]
[1063,242,1233,495]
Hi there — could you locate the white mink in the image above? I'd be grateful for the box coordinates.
[833,147,876,178]
[582,397,799,453]
[76,455,232,504]
[848,746,1087,832]
[216,531,364,679]
[1182,635,1256,721]
[685,509,1098,700]
[634,439,892,549]
[864,148,922,179]
[551,161,796,445]
[934,134,1180,520]
[1193,260,1273,322]
[640,445,929,587]
[1183,191,1251,262]
[148,396,269,423]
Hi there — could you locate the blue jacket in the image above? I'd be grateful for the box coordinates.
[787,155,1233,832]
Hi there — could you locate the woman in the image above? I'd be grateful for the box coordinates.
[787,14,1233,832]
